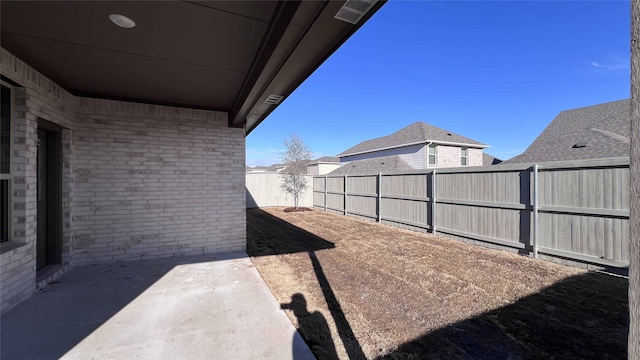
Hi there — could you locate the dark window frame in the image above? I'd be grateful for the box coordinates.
[1,82,13,244]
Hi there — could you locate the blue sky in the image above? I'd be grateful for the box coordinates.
[246,0,630,166]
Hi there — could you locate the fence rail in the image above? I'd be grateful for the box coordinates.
[312,157,630,268]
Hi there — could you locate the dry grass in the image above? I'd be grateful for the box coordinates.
[247,207,628,360]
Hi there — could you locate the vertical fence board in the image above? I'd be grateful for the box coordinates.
[312,159,629,267]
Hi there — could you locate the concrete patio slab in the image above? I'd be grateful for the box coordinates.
[1,252,314,360]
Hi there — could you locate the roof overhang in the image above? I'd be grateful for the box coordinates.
[0,1,385,135]
[338,140,490,158]
[308,161,341,165]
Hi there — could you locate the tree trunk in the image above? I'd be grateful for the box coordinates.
[630,1,639,358]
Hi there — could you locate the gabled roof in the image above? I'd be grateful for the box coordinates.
[309,156,340,164]
[328,155,414,175]
[266,159,315,172]
[267,164,287,172]
[504,99,630,164]
[337,122,488,157]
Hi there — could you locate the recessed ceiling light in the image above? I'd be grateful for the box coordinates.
[109,14,136,29]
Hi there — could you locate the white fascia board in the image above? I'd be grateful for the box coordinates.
[430,140,490,148]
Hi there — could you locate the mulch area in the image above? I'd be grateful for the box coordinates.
[283,207,314,213]
[247,207,629,360]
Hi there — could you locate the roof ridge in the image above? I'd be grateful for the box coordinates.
[337,120,486,157]
[557,98,629,114]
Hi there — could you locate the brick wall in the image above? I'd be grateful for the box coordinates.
[72,98,246,264]
[435,145,483,168]
[467,148,483,166]
[436,145,462,168]
[1,48,76,314]
[1,48,247,313]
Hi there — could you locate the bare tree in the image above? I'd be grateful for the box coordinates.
[280,134,313,209]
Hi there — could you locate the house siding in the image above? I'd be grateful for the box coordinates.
[0,48,246,314]
[318,163,340,175]
[308,163,340,175]
[341,144,425,169]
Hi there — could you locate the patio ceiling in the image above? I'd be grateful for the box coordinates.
[0,0,384,134]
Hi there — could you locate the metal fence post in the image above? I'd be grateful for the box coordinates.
[533,164,539,258]
[432,169,437,234]
[344,174,348,215]
[324,175,328,211]
[377,173,382,222]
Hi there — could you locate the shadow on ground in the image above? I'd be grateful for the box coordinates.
[248,208,364,359]
[0,253,246,360]
[247,207,335,257]
[247,208,629,360]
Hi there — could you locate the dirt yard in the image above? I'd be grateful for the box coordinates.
[247,207,629,360]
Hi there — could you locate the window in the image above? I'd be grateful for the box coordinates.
[461,148,468,166]
[1,84,12,243]
[428,144,436,165]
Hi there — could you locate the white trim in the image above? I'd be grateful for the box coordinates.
[339,139,489,158]
[431,140,490,149]
[460,147,468,166]
[427,143,437,166]
[307,161,340,165]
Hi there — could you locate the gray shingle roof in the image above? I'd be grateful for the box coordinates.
[337,122,487,157]
[483,153,502,166]
[266,163,287,171]
[246,165,270,172]
[504,99,630,164]
[328,155,414,175]
[311,156,340,164]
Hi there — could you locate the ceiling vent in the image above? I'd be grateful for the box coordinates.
[334,0,377,25]
[265,94,283,105]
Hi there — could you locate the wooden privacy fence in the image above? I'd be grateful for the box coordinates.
[313,157,630,268]
[246,173,313,208]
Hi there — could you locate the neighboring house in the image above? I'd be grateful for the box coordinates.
[307,156,341,175]
[267,164,288,172]
[0,1,383,313]
[504,99,630,164]
[333,122,489,174]
[246,166,271,173]
[329,155,414,175]
[247,160,318,174]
